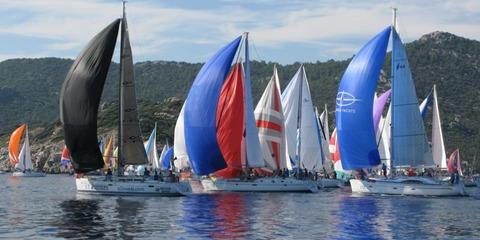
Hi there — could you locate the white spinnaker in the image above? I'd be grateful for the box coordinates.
[173,103,190,170]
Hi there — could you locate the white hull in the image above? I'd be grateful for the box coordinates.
[76,176,192,196]
[201,177,318,193]
[350,177,466,196]
[316,178,343,188]
[12,171,46,177]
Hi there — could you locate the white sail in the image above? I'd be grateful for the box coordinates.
[17,142,26,171]
[254,66,288,171]
[299,69,323,171]
[281,67,302,169]
[432,85,447,169]
[17,127,33,171]
[173,103,190,170]
[318,106,333,172]
[377,105,392,171]
[159,144,168,169]
[145,125,160,170]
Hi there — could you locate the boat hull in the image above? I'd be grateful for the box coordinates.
[350,178,466,196]
[12,172,46,177]
[316,178,343,188]
[76,176,192,196]
[201,177,318,193]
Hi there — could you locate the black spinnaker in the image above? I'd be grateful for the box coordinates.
[60,19,120,173]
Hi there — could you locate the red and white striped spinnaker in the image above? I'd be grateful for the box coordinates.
[254,66,288,171]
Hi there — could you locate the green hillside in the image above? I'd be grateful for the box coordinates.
[0,31,479,171]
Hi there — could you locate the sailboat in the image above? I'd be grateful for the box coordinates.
[203,65,317,192]
[8,124,46,177]
[144,124,160,171]
[172,33,315,192]
[338,9,465,196]
[60,2,191,196]
[315,106,343,188]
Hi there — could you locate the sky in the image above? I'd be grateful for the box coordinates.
[0,0,479,64]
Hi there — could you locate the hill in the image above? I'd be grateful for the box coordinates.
[0,31,479,171]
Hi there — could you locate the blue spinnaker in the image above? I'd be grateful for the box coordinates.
[184,37,241,175]
[336,27,391,170]
[162,147,174,170]
[419,90,432,120]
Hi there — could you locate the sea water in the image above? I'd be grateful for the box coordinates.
[0,174,478,239]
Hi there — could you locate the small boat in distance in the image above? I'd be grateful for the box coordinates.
[59,2,190,196]
[8,124,46,177]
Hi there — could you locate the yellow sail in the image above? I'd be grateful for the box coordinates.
[8,124,26,167]
[103,136,114,166]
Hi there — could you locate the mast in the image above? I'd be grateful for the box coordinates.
[296,65,304,173]
[117,0,126,176]
[243,32,250,169]
[23,125,28,171]
[390,7,397,175]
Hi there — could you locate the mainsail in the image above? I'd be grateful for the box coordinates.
[391,29,433,168]
[336,27,390,170]
[299,69,323,170]
[17,126,33,171]
[281,66,323,171]
[254,66,288,171]
[119,17,148,166]
[60,19,120,173]
[282,67,302,168]
[431,85,447,169]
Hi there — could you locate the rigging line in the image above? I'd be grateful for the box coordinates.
[249,37,264,62]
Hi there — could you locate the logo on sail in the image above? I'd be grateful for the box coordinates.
[336,91,360,107]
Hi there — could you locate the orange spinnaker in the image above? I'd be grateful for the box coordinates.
[8,124,26,167]
[103,136,113,166]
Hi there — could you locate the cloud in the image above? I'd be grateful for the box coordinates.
[0,0,479,63]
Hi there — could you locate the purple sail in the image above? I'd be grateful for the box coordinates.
[373,89,391,133]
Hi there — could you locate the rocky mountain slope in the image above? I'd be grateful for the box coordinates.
[0,31,479,172]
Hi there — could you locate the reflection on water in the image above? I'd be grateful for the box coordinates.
[336,195,382,240]
[56,199,105,239]
[0,175,478,239]
[115,198,146,240]
[181,193,249,239]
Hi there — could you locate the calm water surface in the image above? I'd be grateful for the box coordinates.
[0,175,478,239]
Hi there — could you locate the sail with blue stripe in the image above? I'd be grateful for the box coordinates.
[419,89,432,119]
[336,27,391,170]
[184,37,241,176]
[391,29,433,168]
[162,147,174,170]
